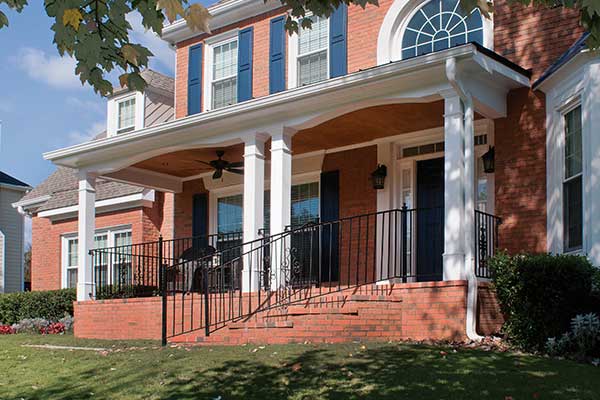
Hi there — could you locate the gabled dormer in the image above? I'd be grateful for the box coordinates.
[106,69,175,137]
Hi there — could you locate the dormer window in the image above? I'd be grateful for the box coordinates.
[297,15,329,86]
[117,97,136,134]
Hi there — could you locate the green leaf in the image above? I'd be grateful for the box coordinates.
[0,11,8,29]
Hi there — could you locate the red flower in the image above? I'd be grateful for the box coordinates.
[39,322,66,335]
[0,325,15,335]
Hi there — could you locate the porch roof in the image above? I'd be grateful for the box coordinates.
[44,44,530,179]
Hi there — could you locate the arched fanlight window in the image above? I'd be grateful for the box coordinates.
[401,0,483,59]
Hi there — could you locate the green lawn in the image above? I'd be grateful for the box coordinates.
[0,334,598,399]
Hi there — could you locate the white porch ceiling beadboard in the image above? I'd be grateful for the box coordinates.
[44,44,528,177]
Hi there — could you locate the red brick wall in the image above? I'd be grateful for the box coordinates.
[494,0,584,81]
[477,282,504,336]
[74,281,468,343]
[494,88,548,254]
[31,209,146,291]
[323,146,378,282]
[74,297,162,340]
[175,7,288,118]
[174,179,209,238]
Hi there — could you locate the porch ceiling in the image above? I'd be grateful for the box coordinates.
[120,101,487,179]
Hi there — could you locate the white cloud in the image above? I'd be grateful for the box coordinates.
[127,13,174,73]
[67,121,106,145]
[16,47,82,90]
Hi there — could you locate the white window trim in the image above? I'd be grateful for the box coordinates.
[544,57,599,262]
[287,13,330,90]
[208,174,322,236]
[106,91,145,137]
[61,226,132,289]
[202,29,240,112]
[376,0,493,65]
[560,99,584,253]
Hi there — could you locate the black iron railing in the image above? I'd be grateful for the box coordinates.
[89,208,502,343]
[475,210,502,278]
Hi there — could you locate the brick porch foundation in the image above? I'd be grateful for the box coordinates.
[74,280,503,344]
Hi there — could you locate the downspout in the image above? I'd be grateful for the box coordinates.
[446,57,483,341]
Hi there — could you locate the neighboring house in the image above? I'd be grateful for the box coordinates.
[14,69,174,291]
[0,171,30,293]
[25,0,600,344]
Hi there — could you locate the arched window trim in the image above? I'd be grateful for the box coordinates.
[376,0,493,65]
[400,0,484,59]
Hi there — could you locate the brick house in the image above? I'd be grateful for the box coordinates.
[19,0,600,344]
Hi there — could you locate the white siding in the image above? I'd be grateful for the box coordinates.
[0,187,26,292]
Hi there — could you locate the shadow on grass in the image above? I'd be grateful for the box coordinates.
[5,342,600,400]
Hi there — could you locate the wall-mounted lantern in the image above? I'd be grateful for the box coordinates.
[371,164,387,190]
[482,146,495,173]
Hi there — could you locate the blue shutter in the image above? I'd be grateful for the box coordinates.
[329,4,348,78]
[237,27,254,102]
[269,16,286,94]
[192,193,208,248]
[320,170,340,282]
[187,44,203,115]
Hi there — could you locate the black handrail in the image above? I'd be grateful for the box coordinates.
[89,208,502,343]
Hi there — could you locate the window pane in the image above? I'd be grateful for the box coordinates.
[298,50,328,86]
[298,16,328,56]
[67,239,78,267]
[565,106,582,179]
[564,175,582,250]
[67,268,78,289]
[212,77,238,109]
[218,195,244,234]
[291,182,320,226]
[118,98,136,132]
[213,40,238,80]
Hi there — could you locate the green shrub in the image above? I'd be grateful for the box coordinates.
[490,252,595,351]
[546,313,600,360]
[0,289,76,325]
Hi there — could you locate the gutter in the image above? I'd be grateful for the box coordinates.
[446,57,483,342]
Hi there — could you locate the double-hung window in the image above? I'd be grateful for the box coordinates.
[117,97,136,134]
[297,15,329,86]
[212,39,238,109]
[62,228,132,289]
[563,105,583,251]
[65,238,79,289]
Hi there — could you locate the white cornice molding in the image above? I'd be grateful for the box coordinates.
[37,191,155,221]
[162,0,283,45]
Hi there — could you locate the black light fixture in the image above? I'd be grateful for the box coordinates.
[482,146,495,173]
[371,164,387,190]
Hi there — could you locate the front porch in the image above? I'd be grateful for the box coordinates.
[46,44,529,343]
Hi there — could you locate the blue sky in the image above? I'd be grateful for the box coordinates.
[0,1,215,188]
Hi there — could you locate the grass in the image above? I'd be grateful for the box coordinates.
[0,334,599,399]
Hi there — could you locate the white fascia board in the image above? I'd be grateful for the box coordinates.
[12,195,51,210]
[37,191,155,220]
[0,228,5,293]
[535,50,595,93]
[161,0,282,45]
[0,183,32,192]
[44,45,529,170]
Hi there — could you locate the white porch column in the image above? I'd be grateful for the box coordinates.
[242,135,266,292]
[77,172,96,301]
[269,130,293,289]
[442,92,466,280]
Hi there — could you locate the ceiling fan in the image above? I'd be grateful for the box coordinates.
[197,150,244,180]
